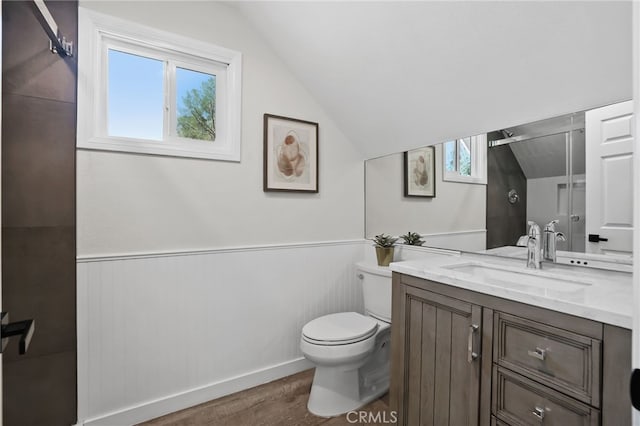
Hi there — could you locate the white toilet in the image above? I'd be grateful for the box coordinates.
[300,262,392,417]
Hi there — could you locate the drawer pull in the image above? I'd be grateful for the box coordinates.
[531,406,545,421]
[527,347,547,361]
[467,324,479,363]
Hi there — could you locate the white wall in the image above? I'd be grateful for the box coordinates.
[365,145,486,250]
[77,1,364,257]
[76,2,367,424]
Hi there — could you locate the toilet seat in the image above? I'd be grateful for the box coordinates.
[302,312,378,346]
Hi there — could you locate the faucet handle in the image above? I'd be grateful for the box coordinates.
[527,221,540,237]
[544,219,560,232]
[555,232,566,242]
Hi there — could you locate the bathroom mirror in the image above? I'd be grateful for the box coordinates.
[365,102,634,260]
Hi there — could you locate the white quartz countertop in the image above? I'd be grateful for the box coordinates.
[389,252,633,329]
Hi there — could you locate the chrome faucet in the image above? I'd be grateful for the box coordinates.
[543,220,566,263]
[526,221,542,269]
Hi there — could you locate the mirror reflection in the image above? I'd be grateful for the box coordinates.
[365,102,633,259]
[486,113,584,253]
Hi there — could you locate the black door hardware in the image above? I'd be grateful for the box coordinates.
[631,369,640,410]
[588,234,609,243]
[1,312,35,355]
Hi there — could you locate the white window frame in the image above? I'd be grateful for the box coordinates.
[443,134,487,184]
[77,8,242,161]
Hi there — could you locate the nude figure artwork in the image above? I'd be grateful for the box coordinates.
[277,131,306,178]
[413,155,428,187]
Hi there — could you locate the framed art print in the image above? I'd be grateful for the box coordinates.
[404,146,435,197]
[264,114,319,193]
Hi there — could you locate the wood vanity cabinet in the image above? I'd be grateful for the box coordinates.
[389,272,631,426]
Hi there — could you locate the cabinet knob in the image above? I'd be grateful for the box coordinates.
[527,347,547,361]
[531,406,545,421]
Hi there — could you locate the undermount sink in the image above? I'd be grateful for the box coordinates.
[441,262,592,294]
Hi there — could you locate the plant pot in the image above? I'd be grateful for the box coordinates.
[375,246,395,267]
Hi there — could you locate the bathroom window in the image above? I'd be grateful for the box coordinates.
[77,8,242,161]
[443,135,487,184]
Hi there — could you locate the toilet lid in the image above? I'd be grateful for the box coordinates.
[302,312,378,343]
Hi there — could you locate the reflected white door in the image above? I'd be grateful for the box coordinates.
[1,1,4,423]
[585,100,634,255]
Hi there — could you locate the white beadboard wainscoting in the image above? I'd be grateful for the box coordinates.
[76,240,366,425]
[75,229,484,425]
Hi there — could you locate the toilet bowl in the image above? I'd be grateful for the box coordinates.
[300,262,392,417]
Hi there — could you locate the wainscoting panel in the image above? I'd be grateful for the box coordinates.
[76,241,365,425]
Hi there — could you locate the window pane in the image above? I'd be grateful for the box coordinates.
[445,141,456,172]
[108,49,163,140]
[176,68,216,142]
[459,138,472,176]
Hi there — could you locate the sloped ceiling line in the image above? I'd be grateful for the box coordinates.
[233,1,631,160]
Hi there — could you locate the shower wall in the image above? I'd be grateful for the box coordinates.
[486,144,527,249]
[2,1,77,424]
[526,175,586,252]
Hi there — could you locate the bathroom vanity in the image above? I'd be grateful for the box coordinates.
[388,254,632,426]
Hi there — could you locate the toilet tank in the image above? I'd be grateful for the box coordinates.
[356,261,392,322]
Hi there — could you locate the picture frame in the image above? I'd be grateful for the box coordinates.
[264,114,319,193]
[404,146,436,197]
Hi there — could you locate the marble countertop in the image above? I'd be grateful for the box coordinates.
[389,251,633,329]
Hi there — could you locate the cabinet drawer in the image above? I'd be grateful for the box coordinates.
[493,312,601,406]
[493,366,599,426]
[491,415,510,426]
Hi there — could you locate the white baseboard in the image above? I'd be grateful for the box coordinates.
[79,357,314,426]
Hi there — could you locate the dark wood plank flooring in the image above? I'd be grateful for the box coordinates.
[139,369,392,426]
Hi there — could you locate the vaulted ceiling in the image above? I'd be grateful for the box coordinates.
[233,1,631,159]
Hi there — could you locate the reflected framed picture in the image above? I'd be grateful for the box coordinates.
[264,114,319,193]
[404,146,436,197]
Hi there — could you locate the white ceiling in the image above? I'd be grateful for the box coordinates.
[232,1,632,159]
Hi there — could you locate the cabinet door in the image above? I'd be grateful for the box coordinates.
[392,284,482,426]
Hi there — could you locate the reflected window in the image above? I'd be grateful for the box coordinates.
[445,141,456,172]
[443,136,487,184]
[459,137,472,176]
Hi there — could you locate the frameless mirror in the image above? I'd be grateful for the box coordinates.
[365,102,633,262]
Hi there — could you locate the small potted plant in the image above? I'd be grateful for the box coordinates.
[400,231,425,246]
[372,233,398,267]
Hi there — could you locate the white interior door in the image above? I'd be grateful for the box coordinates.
[585,100,634,255]
[633,4,640,424]
[1,1,4,423]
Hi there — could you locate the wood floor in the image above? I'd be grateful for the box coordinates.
[139,369,392,426]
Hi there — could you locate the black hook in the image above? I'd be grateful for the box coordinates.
[1,312,35,355]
